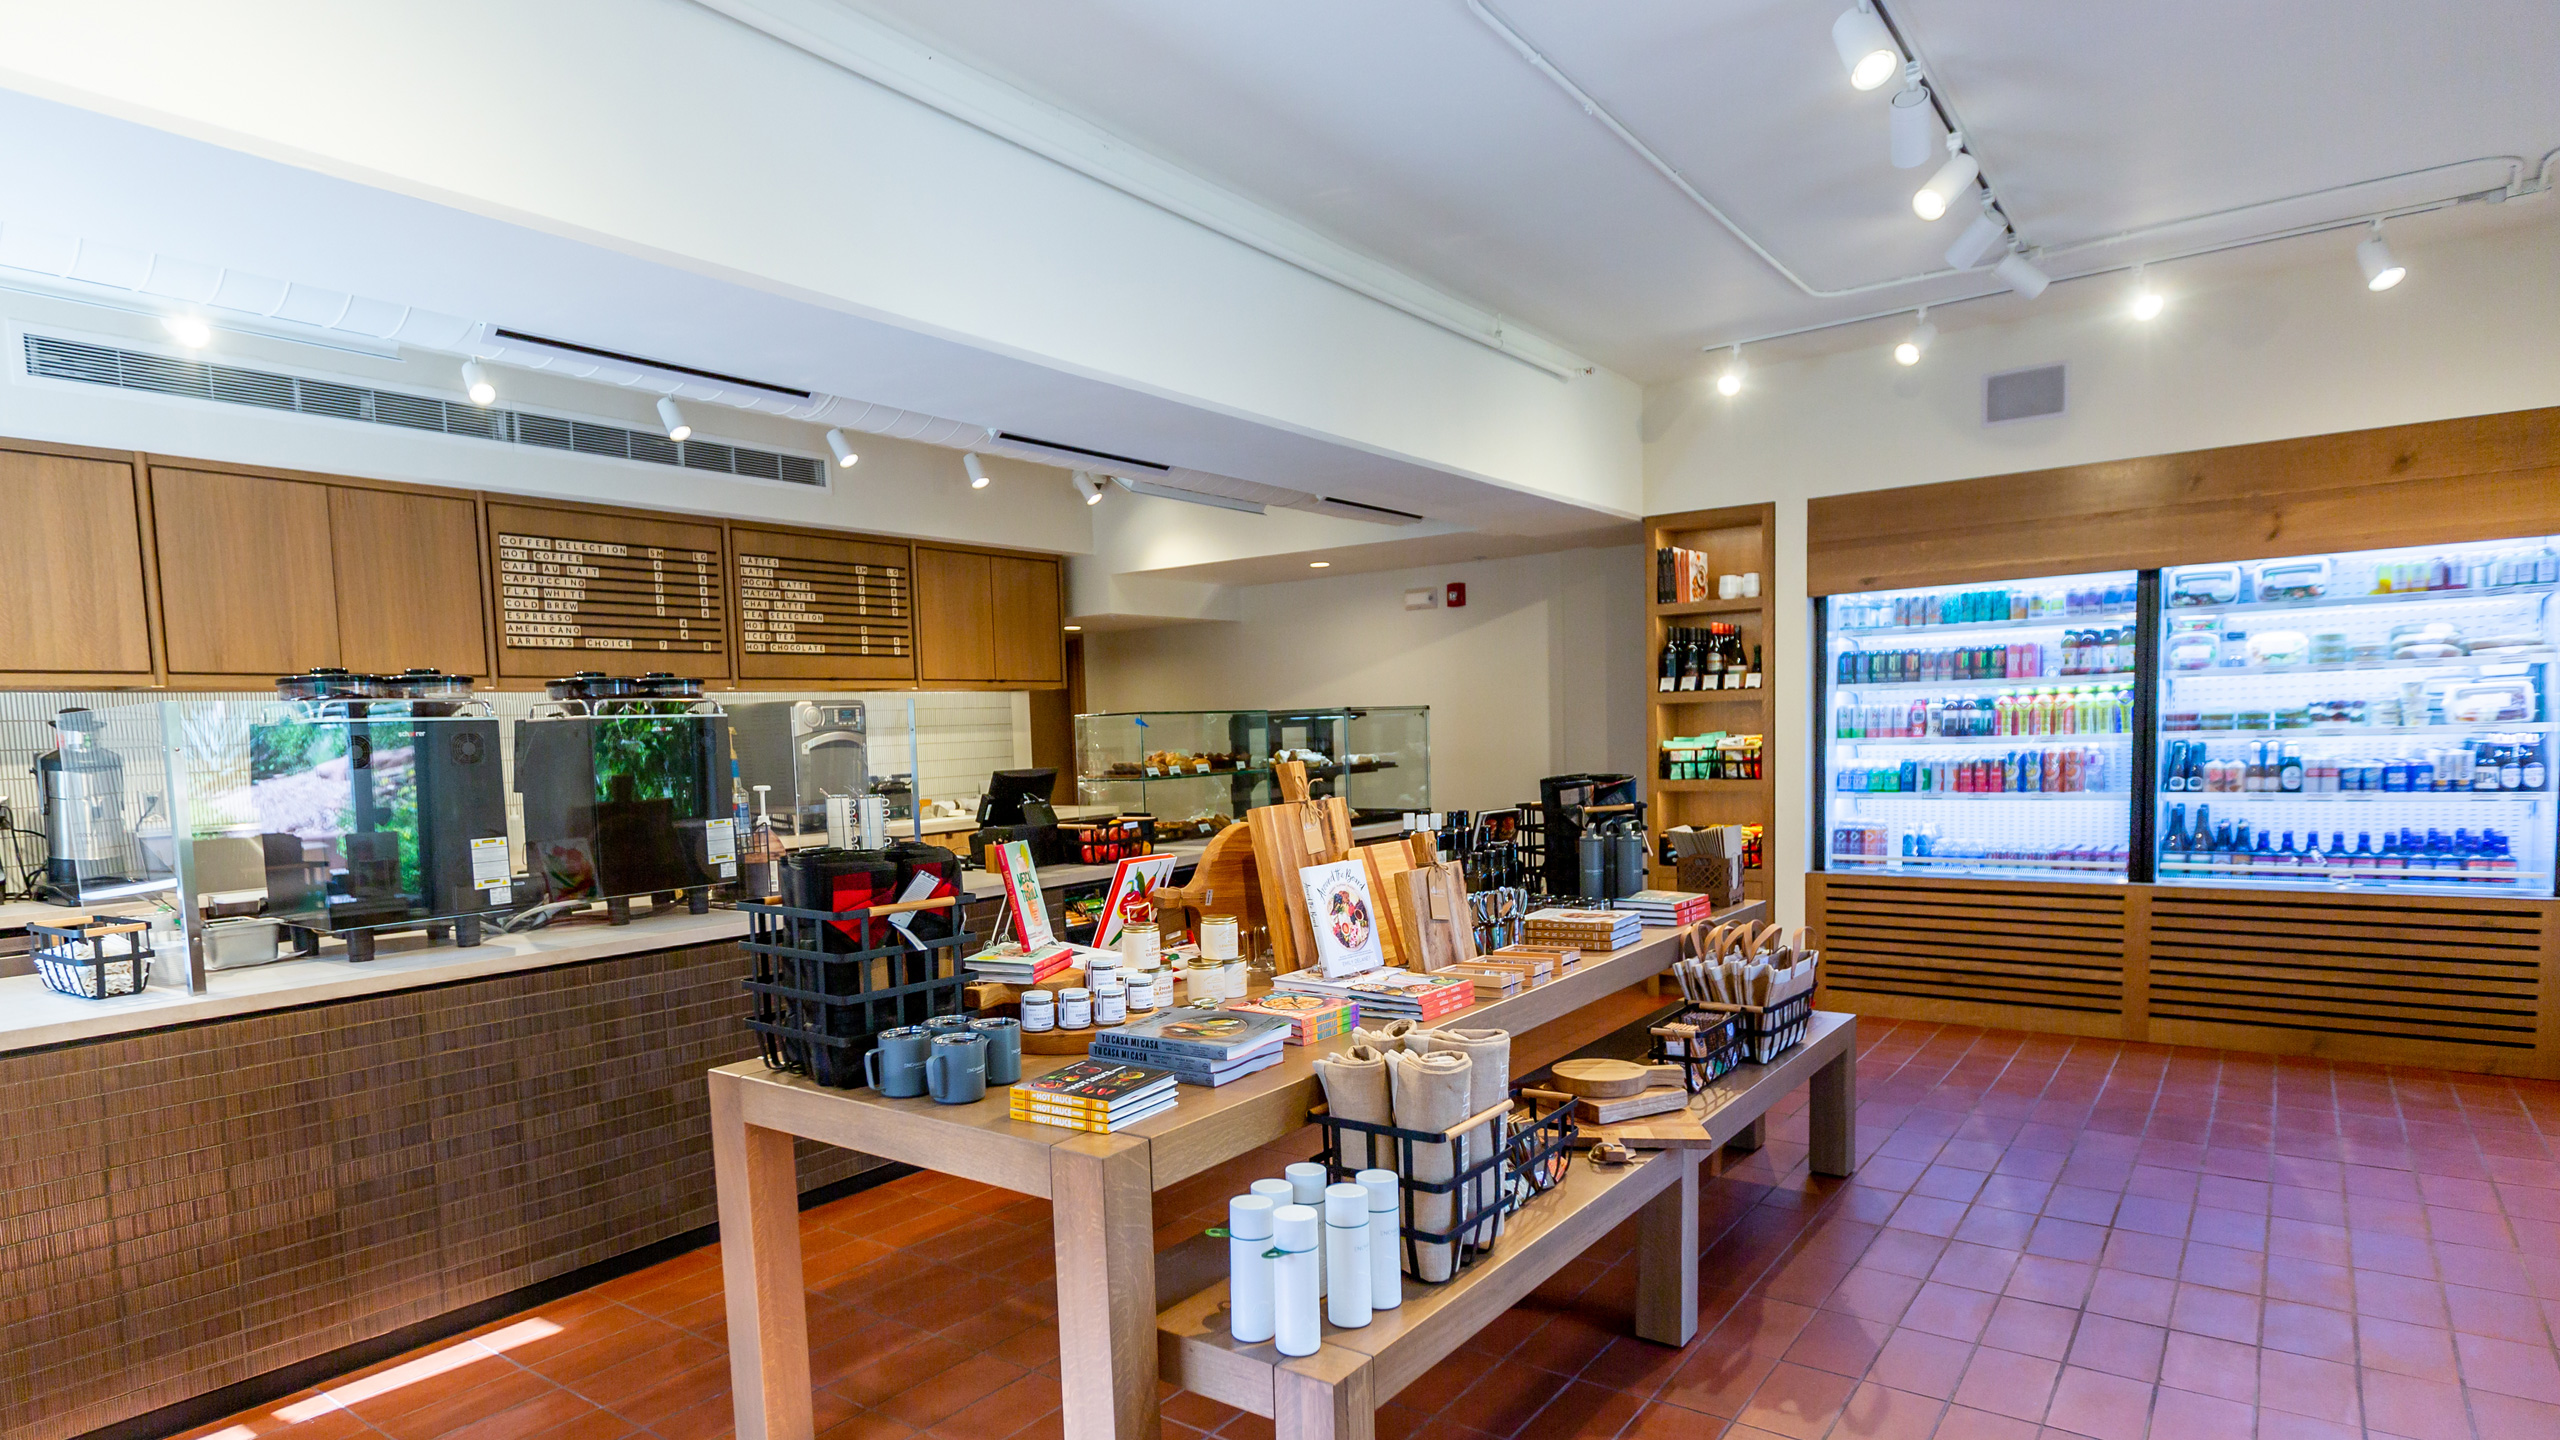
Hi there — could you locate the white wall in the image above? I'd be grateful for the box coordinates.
[1083,547,1647,814]
[1645,219,2560,930]
[0,0,1643,517]
[0,286,1095,552]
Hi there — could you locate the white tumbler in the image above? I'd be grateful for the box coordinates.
[1324,1183,1372,1329]
[1357,1168,1402,1308]
[1227,1194,1277,1343]
[1272,1204,1321,1357]
[1285,1163,1330,1296]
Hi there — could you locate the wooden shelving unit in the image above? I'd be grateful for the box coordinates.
[1643,503,1777,903]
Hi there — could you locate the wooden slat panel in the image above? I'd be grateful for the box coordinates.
[2147,888,2549,1063]
[1816,874,2127,1020]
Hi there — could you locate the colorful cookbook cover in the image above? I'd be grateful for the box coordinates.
[1224,992,1358,1044]
[1093,853,1180,948]
[1012,1058,1176,1109]
[1093,1006,1289,1061]
[1298,858,1385,980]
[996,839,1053,948]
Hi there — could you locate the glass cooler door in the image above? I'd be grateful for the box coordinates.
[1824,571,2140,881]
[2154,539,2557,897]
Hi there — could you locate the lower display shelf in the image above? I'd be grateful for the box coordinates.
[2162,789,2548,803]
[1829,851,2128,876]
[1840,791,2125,802]
[2155,860,2546,890]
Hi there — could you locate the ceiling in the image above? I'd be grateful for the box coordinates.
[842,0,2560,380]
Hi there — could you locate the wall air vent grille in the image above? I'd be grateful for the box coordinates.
[22,333,825,488]
[1984,363,2067,425]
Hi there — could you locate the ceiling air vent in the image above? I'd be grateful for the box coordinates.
[21,333,826,488]
[1984,363,2066,425]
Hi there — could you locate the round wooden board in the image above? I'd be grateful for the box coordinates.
[1021,1027,1099,1056]
[1550,1058,1667,1098]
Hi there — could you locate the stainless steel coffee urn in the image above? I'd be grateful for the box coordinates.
[36,708,140,905]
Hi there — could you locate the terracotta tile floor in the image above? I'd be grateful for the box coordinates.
[178,1010,2560,1440]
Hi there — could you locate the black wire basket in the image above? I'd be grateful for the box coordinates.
[1661,989,1814,1067]
[1309,1087,1578,1284]
[29,917,153,1000]
[1646,1007,1746,1090]
[742,893,972,1088]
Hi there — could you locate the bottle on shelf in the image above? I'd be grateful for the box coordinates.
[1746,644,1764,689]
[1657,629,1681,692]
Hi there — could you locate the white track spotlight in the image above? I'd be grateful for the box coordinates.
[1913,138,1978,220]
[825,428,860,468]
[1994,247,2051,300]
[1945,205,2007,269]
[2357,220,2405,291]
[1715,345,1745,397]
[1072,470,1103,505]
[963,452,989,489]
[460,360,496,406]
[2128,266,2166,321]
[1894,309,1935,366]
[656,397,692,442]
[1889,80,1935,169]
[1832,5,1899,91]
[163,313,211,348]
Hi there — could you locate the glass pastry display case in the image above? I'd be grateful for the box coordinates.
[1269,706,1431,820]
[1822,570,2140,882]
[2153,538,2556,896]
[1074,710,1272,839]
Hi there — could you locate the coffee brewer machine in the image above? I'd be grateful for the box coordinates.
[36,708,157,905]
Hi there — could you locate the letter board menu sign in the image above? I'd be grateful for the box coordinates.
[732,527,916,682]
[487,502,729,679]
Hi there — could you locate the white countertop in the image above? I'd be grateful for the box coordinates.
[0,906,750,1055]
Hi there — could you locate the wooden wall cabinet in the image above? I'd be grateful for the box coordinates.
[328,486,488,678]
[151,467,342,682]
[0,447,156,684]
[917,548,1062,686]
[1643,504,1776,903]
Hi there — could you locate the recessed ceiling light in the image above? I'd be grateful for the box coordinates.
[1716,344,1745,397]
[1913,143,1978,221]
[656,397,692,443]
[1894,309,1935,365]
[963,452,989,489]
[163,314,211,349]
[459,360,496,406]
[825,428,859,468]
[2357,220,2405,291]
[1831,5,1899,91]
[1308,561,1331,568]
[1063,624,1082,632]
[2128,266,2165,321]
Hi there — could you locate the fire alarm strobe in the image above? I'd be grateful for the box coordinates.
[1445,582,1467,608]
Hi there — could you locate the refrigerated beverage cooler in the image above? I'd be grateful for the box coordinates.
[1824,572,2140,881]
[2153,539,2554,897]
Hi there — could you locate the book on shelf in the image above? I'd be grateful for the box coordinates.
[1613,889,1715,926]
[964,939,1077,985]
[1521,907,1643,950]
[1437,964,1522,998]
[1654,545,1714,605]
[1222,992,1360,1045]
[1010,1059,1177,1115]
[1009,1092,1181,1132]
[1270,967,1475,1021]
[1086,1041,1283,1089]
[1090,1005,1292,1063]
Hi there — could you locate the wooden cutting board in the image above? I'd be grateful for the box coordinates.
[1248,761,1355,973]
[1549,1058,1686,1098]
[1148,821,1263,948]
[1360,839,1420,969]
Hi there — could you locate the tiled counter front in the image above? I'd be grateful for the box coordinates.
[5,940,871,1440]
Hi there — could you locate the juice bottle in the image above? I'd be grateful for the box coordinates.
[2060,748,2082,791]
[2030,688,2054,736]
[1995,691,2015,736]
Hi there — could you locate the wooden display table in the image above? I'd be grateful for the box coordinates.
[1156,1010,1857,1440]
[708,905,1785,1440]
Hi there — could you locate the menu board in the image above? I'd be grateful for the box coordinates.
[487,503,728,679]
[732,527,915,682]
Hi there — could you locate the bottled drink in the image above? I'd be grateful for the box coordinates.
[2278,744,2304,793]
[2164,803,2188,862]
[1746,644,1764,689]
[1659,630,1681,692]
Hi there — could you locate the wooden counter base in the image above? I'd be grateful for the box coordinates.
[1814,872,2560,1078]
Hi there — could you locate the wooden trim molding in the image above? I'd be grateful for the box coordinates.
[1808,405,2560,594]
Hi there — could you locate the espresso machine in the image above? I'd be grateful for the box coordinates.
[35,708,151,905]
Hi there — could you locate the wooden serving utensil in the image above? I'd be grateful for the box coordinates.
[1548,1058,1688,1098]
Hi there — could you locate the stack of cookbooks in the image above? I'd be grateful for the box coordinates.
[1613,889,1715,928]
[1521,906,1643,951]
[1089,1006,1289,1087]
[1009,1059,1179,1132]
[963,939,1078,986]
[1221,992,1359,1046]
[1267,967,1475,1023]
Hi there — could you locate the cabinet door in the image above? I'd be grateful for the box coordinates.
[486,502,731,682]
[152,467,340,679]
[330,487,488,677]
[990,556,1063,685]
[915,547,994,683]
[0,450,154,679]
